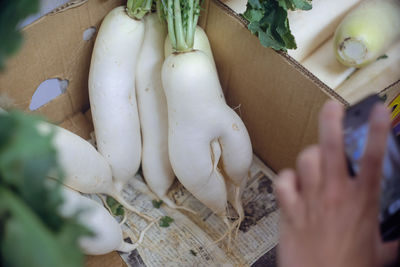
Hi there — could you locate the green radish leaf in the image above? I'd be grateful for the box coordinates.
[106,196,125,217]
[278,0,311,11]
[159,216,174,227]
[377,54,388,61]
[248,0,263,9]
[152,199,164,209]
[243,0,312,51]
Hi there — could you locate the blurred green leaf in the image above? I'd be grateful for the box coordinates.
[152,199,163,209]
[0,0,40,69]
[0,111,87,267]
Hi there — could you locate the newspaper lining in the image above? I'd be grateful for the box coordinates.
[97,155,279,267]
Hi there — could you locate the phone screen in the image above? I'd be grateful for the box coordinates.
[343,94,400,241]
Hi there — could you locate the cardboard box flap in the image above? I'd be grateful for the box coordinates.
[0,0,124,124]
[200,0,334,170]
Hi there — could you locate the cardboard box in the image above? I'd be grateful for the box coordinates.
[1,0,399,265]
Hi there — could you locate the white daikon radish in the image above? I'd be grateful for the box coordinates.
[161,0,253,240]
[88,5,145,193]
[287,0,363,62]
[302,37,356,89]
[37,122,154,221]
[336,42,400,104]
[165,25,222,98]
[136,13,181,209]
[165,26,215,67]
[59,187,152,255]
[334,0,400,67]
[0,107,152,220]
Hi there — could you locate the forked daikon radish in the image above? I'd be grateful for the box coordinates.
[302,37,356,89]
[136,13,189,211]
[166,26,244,219]
[59,186,153,255]
[334,0,400,68]
[287,0,362,62]
[88,2,150,193]
[37,122,154,221]
[161,0,252,240]
[336,41,400,104]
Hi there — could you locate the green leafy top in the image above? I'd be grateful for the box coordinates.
[243,0,312,51]
[127,0,153,19]
[0,0,39,70]
[0,111,88,267]
[160,0,202,52]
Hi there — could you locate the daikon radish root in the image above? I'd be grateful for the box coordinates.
[161,0,253,242]
[334,0,400,68]
[37,122,154,221]
[302,37,356,89]
[287,0,362,62]
[59,186,154,255]
[136,13,192,212]
[335,41,400,104]
[166,26,246,219]
[88,4,147,193]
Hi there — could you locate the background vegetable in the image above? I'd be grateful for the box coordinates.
[242,0,312,51]
[335,41,400,104]
[302,37,356,89]
[334,0,400,67]
[287,0,362,62]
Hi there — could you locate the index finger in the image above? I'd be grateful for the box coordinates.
[319,100,348,187]
[358,104,391,201]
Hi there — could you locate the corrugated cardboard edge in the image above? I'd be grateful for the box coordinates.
[212,0,400,107]
[380,80,400,104]
[23,0,89,29]
[208,0,350,106]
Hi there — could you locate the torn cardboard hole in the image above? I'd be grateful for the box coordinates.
[83,27,97,41]
[29,78,69,110]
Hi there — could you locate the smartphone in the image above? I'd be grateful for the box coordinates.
[343,94,400,242]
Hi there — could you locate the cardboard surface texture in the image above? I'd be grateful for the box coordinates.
[0,0,124,124]
[1,0,399,266]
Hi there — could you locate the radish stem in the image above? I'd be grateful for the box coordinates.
[127,0,153,19]
[163,0,200,52]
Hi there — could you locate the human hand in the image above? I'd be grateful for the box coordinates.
[276,100,391,267]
